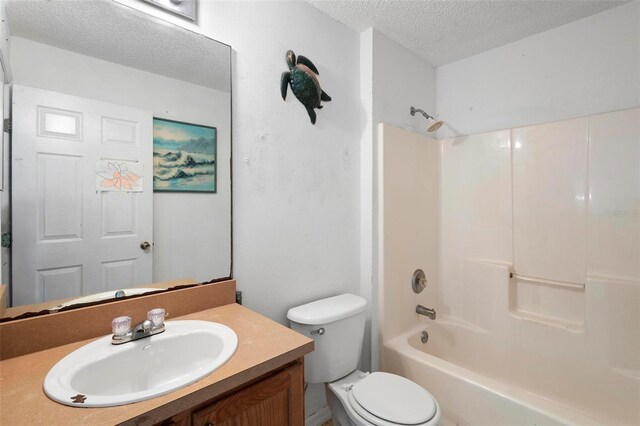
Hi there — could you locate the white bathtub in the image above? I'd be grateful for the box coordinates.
[381,322,625,426]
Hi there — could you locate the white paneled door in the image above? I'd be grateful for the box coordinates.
[12,85,153,305]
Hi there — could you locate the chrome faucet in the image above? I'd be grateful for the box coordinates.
[111,308,166,345]
[416,305,436,320]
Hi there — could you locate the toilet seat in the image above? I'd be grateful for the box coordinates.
[346,372,437,426]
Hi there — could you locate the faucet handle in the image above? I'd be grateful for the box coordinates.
[147,308,166,327]
[112,316,132,336]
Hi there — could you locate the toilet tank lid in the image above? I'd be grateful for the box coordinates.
[287,294,367,325]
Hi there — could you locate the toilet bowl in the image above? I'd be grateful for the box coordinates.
[326,370,440,426]
[287,294,440,426]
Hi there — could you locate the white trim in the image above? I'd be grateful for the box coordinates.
[305,405,332,426]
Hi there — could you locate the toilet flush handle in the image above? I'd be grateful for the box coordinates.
[310,327,325,336]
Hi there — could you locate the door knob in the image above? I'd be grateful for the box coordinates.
[140,241,151,250]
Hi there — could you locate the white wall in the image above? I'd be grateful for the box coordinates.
[203,0,361,328]
[372,31,437,137]
[364,29,437,371]
[436,1,640,137]
[211,3,361,418]
[10,37,232,284]
[359,29,374,377]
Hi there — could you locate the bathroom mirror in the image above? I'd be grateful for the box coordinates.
[0,0,231,318]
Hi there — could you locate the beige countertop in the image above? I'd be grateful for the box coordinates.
[0,303,314,425]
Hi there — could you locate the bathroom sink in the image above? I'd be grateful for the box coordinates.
[44,320,238,407]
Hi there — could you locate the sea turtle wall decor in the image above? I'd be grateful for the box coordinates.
[280,50,331,125]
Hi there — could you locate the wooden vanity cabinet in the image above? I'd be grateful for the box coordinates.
[159,359,304,426]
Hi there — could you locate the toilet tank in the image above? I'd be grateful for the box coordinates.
[287,294,367,384]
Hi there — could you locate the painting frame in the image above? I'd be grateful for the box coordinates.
[152,117,217,193]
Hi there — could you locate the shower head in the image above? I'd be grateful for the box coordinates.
[426,119,443,132]
[410,106,444,132]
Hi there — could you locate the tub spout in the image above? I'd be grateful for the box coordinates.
[416,305,436,320]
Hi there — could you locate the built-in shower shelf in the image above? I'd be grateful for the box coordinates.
[509,273,585,330]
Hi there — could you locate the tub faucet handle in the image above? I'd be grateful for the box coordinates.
[412,269,427,293]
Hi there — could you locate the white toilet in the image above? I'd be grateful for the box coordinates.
[287,293,440,426]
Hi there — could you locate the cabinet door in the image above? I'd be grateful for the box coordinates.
[193,362,304,426]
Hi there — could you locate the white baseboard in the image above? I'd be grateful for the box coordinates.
[305,405,332,426]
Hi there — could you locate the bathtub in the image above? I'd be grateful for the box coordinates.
[381,321,624,426]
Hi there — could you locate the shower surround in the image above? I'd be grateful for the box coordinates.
[378,108,639,425]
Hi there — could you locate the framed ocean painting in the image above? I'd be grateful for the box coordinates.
[153,118,217,192]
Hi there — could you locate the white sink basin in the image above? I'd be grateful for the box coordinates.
[44,320,238,407]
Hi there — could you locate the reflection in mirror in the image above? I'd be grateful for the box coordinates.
[0,0,231,318]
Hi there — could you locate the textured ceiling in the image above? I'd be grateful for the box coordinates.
[5,0,230,92]
[307,0,629,66]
